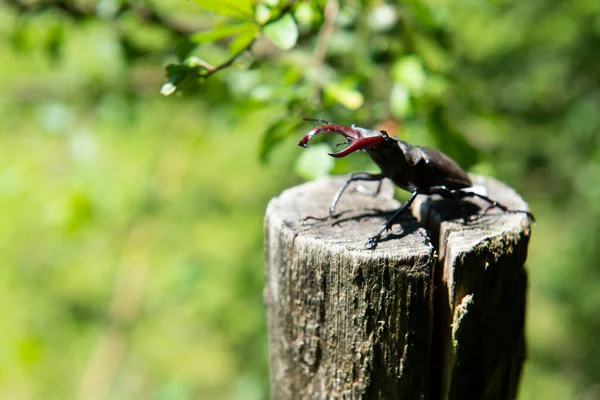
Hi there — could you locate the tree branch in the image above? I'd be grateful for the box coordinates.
[199,39,256,78]
[312,0,339,68]
[310,0,339,100]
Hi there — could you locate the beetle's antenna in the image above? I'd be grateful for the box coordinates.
[303,117,331,124]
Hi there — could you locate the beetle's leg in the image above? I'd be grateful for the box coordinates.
[301,173,384,222]
[355,180,383,197]
[454,191,535,222]
[424,187,535,223]
[427,186,472,223]
[366,190,419,249]
[330,173,384,216]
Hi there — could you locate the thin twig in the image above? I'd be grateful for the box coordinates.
[310,0,339,100]
[312,0,339,68]
[195,59,216,72]
[191,1,297,80]
[198,38,256,78]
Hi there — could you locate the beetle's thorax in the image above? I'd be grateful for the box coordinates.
[366,138,420,192]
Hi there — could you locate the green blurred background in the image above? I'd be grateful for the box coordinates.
[1,0,599,399]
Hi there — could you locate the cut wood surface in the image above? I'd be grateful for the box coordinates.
[264,175,532,400]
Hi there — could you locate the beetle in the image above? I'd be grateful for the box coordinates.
[298,119,534,249]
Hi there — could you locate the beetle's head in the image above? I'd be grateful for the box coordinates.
[298,121,392,158]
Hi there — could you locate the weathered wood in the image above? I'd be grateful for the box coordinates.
[264,175,531,400]
[414,175,531,400]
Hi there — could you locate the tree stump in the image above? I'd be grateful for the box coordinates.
[264,175,532,400]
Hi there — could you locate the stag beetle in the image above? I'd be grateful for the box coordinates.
[298,119,534,249]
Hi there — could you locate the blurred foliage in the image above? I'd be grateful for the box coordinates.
[1,0,600,399]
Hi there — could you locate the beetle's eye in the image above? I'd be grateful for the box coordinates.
[380,130,389,138]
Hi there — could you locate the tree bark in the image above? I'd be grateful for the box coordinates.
[264,175,531,400]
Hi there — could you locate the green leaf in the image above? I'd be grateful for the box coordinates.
[262,14,298,50]
[191,23,257,45]
[255,3,273,25]
[161,64,201,96]
[391,55,427,95]
[294,2,319,26]
[259,118,302,163]
[228,25,259,55]
[295,144,335,180]
[390,83,412,117]
[193,0,254,17]
[160,82,177,96]
[324,81,364,110]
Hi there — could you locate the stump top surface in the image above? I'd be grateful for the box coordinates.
[267,176,433,258]
[267,175,532,257]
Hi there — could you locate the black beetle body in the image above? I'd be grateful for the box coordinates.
[367,136,472,193]
[299,121,534,249]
